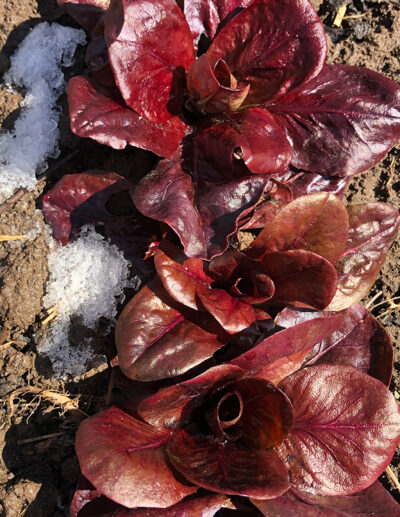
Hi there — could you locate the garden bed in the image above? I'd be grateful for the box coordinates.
[0,0,399,515]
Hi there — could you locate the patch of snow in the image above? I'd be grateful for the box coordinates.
[39,226,134,378]
[0,22,85,202]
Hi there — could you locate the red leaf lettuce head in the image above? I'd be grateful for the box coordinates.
[73,361,400,513]
[61,0,400,258]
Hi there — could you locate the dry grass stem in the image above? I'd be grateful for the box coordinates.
[365,290,383,309]
[333,4,347,27]
[0,340,28,349]
[386,465,400,494]
[343,10,370,19]
[0,234,25,241]
[17,431,66,445]
[42,310,58,326]
[386,156,396,198]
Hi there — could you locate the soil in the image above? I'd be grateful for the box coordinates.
[0,0,399,515]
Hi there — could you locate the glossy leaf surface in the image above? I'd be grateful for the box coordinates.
[278,365,400,496]
[270,65,400,176]
[105,0,195,122]
[58,0,109,31]
[207,0,327,104]
[247,192,349,264]
[75,407,195,509]
[115,284,226,381]
[68,76,187,156]
[328,202,400,310]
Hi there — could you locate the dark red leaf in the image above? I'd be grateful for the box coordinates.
[286,171,350,199]
[207,0,326,104]
[127,494,234,516]
[67,76,187,156]
[133,158,270,259]
[85,15,109,75]
[276,304,393,386]
[105,0,195,122]
[75,407,196,508]
[252,482,400,516]
[207,378,294,449]
[115,284,227,381]
[43,171,125,244]
[167,431,290,498]
[70,476,102,517]
[328,202,400,310]
[184,0,253,48]
[132,159,207,258]
[269,65,400,176]
[138,364,244,429]
[197,110,292,174]
[262,250,338,310]
[231,312,345,382]
[247,192,349,265]
[58,0,109,31]
[278,365,400,496]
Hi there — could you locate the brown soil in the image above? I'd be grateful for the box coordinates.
[0,0,399,515]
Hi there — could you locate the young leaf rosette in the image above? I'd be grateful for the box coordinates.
[60,0,400,259]
[73,360,400,514]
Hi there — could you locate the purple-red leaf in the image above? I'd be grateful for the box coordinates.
[184,0,253,48]
[262,250,338,310]
[247,192,349,264]
[115,284,227,381]
[105,0,195,122]
[231,313,345,382]
[67,76,187,156]
[133,158,270,259]
[269,65,400,176]
[197,110,292,174]
[252,482,400,516]
[167,431,290,498]
[278,365,400,496]
[207,0,327,104]
[138,364,244,430]
[277,304,394,386]
[43,171,125,244]
[328,202,400,310]
[75,407,196,509]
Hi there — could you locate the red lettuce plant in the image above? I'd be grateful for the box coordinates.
[112,192,399,381]
[59,0,400,259]
[72,357,400,514]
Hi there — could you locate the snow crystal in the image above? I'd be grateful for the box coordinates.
[0,22,85,202]
[39,226,132,378]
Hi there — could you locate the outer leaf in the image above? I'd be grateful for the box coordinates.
[115,284,227,381]
[269,65,400,176]
[167,431,290,498]
[75,407,196,509]
[276,304,393,386]
[42,171,125,244]
[197,110,292,174]
[184,0,253,48]
[251,482,400,516]
[247,192,349,264]
[262,250,338,310]
[138,364,244,429]
[105,0,195,122]
[278,365,400,496]
[132,160,207,258]
[67,76,187,156]
[72,478,233,517]
[231,313,345,382]
[58,0,109,31]
[328,202,400,310]
[207,0,327,104]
